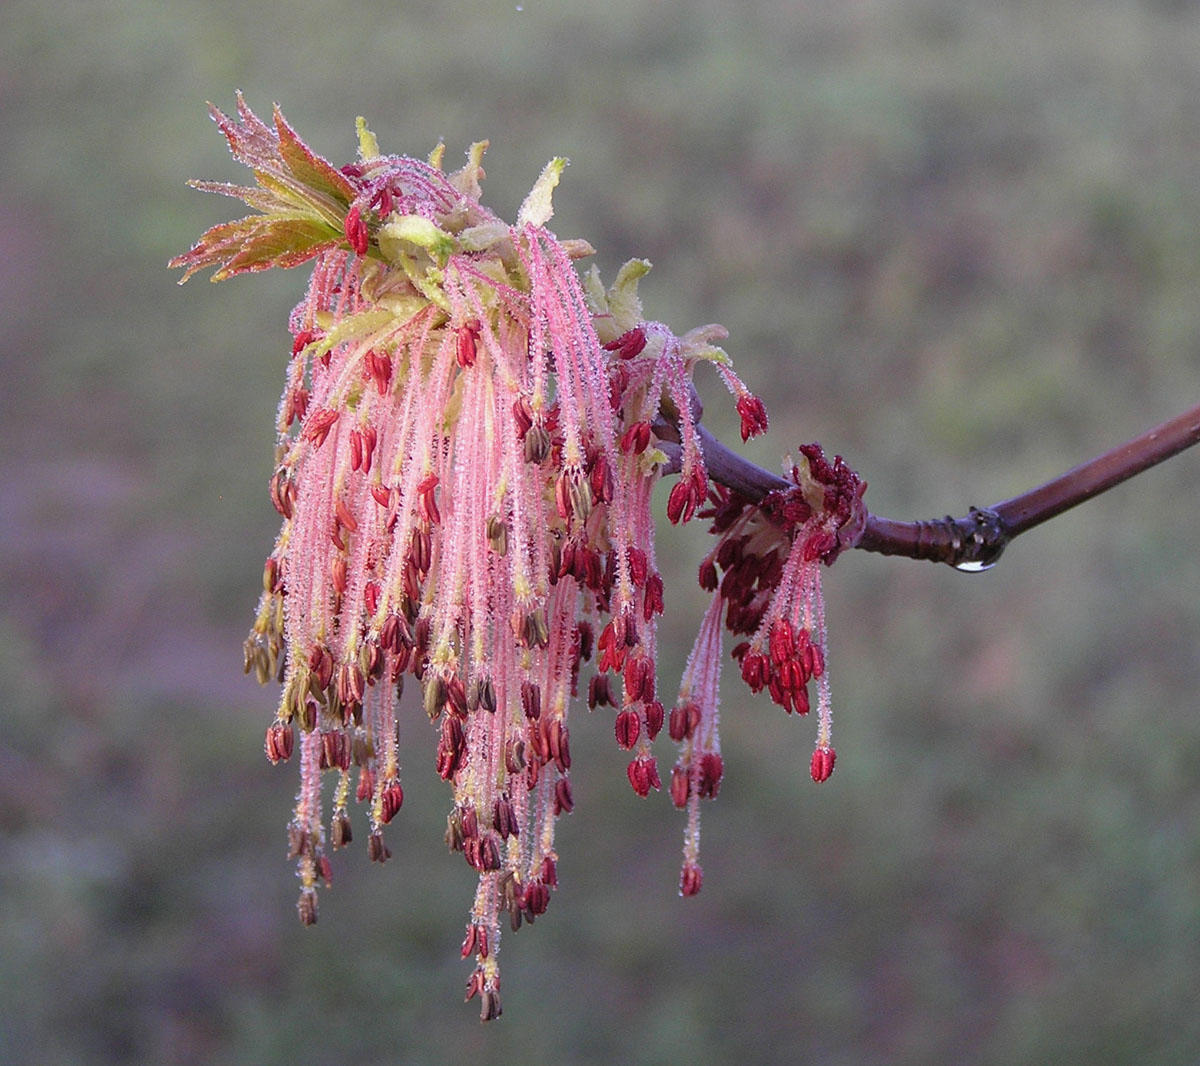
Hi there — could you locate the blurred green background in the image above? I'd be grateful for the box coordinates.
[3,0,1200,1063]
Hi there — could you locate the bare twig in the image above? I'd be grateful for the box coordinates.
[677,402,1200,570]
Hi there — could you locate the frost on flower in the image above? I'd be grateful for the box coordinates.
[171,97,784,1020]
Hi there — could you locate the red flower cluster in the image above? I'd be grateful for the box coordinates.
[174,98,859,1020]
[663,442,865,891]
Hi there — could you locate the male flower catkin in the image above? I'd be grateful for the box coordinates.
[172,98,863,1020]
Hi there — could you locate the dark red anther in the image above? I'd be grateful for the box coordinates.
[792,683,810,716]
[445,675,468,718]
[577,620,594,663]
[308,643,334,691]
[553,776,574,815]
[627,547,648,587]
[740,651,769,693]
[596,623,626,673]
[344,204,369,256]
[769,619,795,665]
[554,470,572,522]
[464,968,484,1002]
[540,856,558,888]
[666,479,692,525]
[512,395,534,436]
[317,855,334,886]
[521,680,542,721]
[619,420,652,455]
[781,657,808,694]
[697,752,724,798]
[698,557,718,592]
[291,329,316,358]
[363,581,381,616]
[409,527,431,575]
[364,349,393,395]
[263,555,282,594]
[679,862,703,897]
[589,453,613,504]
[710,537,739,571]
[493,796,518,839]
[269,468,296,519]
[644,699,664,740]
[588,674,614,709]
[670,763,690,808]
[669,702,701,742]
[809,642,825,679]
[626,754,661,797]
[379,611,411,654]
[736,393,769,441]
[558,540,577,581]
[810,746,836,783]
[623,654,655,704]
[320,730,351,772]
[643,572,665,621]
[768,676,788,711]
[356,767,375,803]
[436,716,465,780]
[370,184,393,217]
[461,923,479,959]
[460,805,479,841]
[602,325,647,359]
[548,720,571,772]
[456,319,480,368]
[303,408,339,448]
[417,475,440,525]
[285,386,310,426]
[360,425,377,474]
[614,708,641,749]
[264,720,294,764]
[336,661,365,706]
[524,881,550,916]
[582,547,604,591]
[379,780,404,823]
[334,498,358,535]
[479,833,502,871]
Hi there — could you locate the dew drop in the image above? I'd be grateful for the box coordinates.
[953,559,995,573]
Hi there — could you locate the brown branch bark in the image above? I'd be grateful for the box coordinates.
[685,402,1200,570]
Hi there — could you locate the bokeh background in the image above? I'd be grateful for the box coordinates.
[3,1,1200,1063]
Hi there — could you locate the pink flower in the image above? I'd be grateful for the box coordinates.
[175,99,773,1013]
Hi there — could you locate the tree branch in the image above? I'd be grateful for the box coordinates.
[685,402,1200,570]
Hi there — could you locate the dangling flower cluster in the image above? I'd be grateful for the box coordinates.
[171,97,768,1020]
[667,443,866,892]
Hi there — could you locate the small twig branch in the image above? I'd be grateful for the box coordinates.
[680,402,1200,570]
